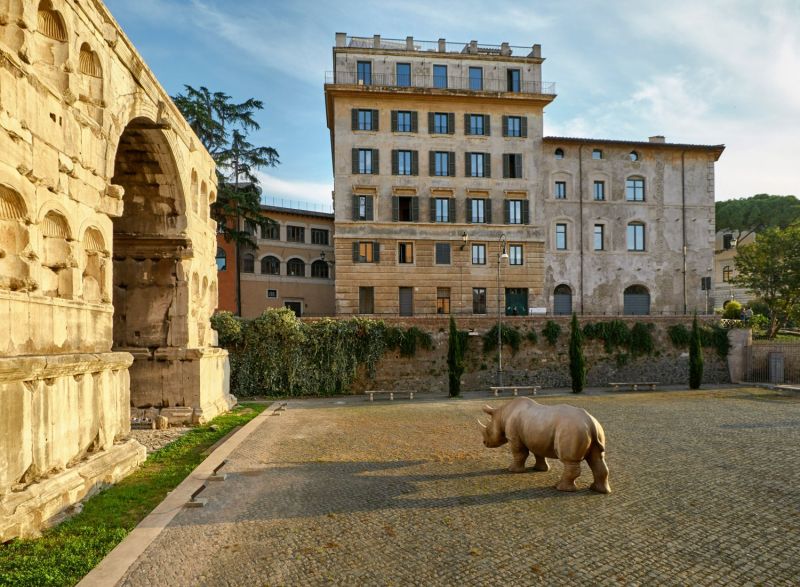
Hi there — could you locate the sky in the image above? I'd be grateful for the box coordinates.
[104,0,800,207]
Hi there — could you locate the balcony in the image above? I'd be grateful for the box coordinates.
[325,71,556,95]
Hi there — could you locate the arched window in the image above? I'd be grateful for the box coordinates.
[627,222,646,251]
[722,265,732,282]
[311,260,329,279]
[261,256,279,275]
[629,151,639,161]
[624,285,650,315]
[554,284,572,315]
[79,43,102,77]
[626,176,645,201]
[287,258,305,277]
[215,247,227,271]
[241,253,254,273]
[37,2,67,41]
[554,148,564,160]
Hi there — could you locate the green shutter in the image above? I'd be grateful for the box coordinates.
[465,153,471,177]
[449,198,456,223]
[391,150,398,175]
[466,198,472,223]
[411,111,418,132]
[503,154,510,178]
[352,242,359,262]
[447,112,455,134]
[428,112,434,134]
[484,154,491,178]
[373,242,380,262]
[515,154,522,178]
[391,110,398,132]
[502,115,508,137]
[352,195,359,221]
[521,117,528,138]
[429,151,435,176]
[484,115,491,136]
[429,197,436,222]
[522,200,530,225]
[372,109,379,131]
[504,199,511,224]
[411,151,418,176]
[411,197,419,221]
[485,199,493,224]
[365,196,374,221]
[372,149,379,174]
[464,113,471,135]
[351,109,358,131]
[392,196,399,221]
[352,148,359,174]
[448,151,455,177]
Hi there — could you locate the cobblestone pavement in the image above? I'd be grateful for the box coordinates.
[119,388,800,586]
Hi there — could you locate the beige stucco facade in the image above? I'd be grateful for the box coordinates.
[0,0,233,540]
[713,230,755,306]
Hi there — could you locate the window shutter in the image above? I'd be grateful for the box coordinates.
[429,197,436,222]
[465,153,471,177]
[411,151,418,176]
[372,149,379,174]
[352,148,359,174]
[448,151,455,177]
[502,115,508,137]
[449,198,456,223]
[522,199,530,225]
[466,198,473,223]
[485,200,493,224]
[484,154,491,178]
[503,154,510,178]
[411,197,419,221]
[429,151,435,176]
[504,199,511,224]
[391,150,398,175]
[373,242,380,263]
[411,111,418,132]
[515,154,522,178]
[464,113,471,135]
[365,196,374,221]
[447,112,455,134]
[484,115,491,136]
[391,110,398,132]
[372,109,379,131]
[351,109,358,131]
[352,195,359,221]
[392,196,399,222]
[521,116,528,138]
[352,242,359,262]
[428,112,434,134]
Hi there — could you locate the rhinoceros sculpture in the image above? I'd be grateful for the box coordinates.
[478,397,611,493]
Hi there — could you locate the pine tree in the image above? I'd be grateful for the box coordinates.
[569,313,586,393]
[689,316,704,389]
[447,316,465,397]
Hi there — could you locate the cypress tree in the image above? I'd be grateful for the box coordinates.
[447,316,465,397]
[569,313,587,393]
[689,315,704,389]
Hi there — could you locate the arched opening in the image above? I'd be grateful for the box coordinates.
[241,253,255,273]
[287,258,305,277]
[624,285,650,315]
[40,210,72,297]
[215,246,227,271]
[33,1,69,93]
[78,43,103,123]
[111,117,189,351]
[190,170,198,215]
[553,284,572,315]
[81,226,106,303]
[0,184,31,291]
[200,181,208,219]
[311,259,329,279]
[261,255,279,275]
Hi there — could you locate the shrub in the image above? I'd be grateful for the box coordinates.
[748,298,770,317]
[568,313,586,394]
[542,320,561,346]
[210,311,244,347]
[483,324,522,355]
[689,316,704,389]
[722,300,743,319]
[629,322,655,356]
[583,320,630,353]
[700,324,731,358]
[526,328,538,344]
[447,317,467,397]
[399,326,434,357]
[667,324,691,347]
[751,313,769,331]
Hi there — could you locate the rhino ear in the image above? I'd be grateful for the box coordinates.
[482,405,495,416]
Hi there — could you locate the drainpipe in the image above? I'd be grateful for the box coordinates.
[681,151,687,315]
[578,146,584,314]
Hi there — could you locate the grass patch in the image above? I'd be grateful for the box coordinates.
[0,403,267,587]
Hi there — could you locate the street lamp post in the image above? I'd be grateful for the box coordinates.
[497,234,508,386]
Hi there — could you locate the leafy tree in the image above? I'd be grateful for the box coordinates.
[447,316,466,397]
[568,313,586,394]
[715,194,800,243]
[733,226,800,337]
[689,316,703,389]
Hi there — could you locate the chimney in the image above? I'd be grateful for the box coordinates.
[438,38,446,52]
[373,34,381,48]
[529,44,542,58]
[649,135,666,143]
[500,42,511,56]
[335,32,346,47]
[406,36,414,50]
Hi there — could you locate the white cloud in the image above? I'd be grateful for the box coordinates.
[256,172,333,207]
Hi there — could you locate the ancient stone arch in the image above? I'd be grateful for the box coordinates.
[0,0,232,541]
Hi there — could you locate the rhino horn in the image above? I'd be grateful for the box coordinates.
[476,418,487,429]
[482,405,495,416]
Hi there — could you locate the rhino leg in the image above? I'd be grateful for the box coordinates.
[586,445,611,494]
[555,460,581,492]
[509,443,529,473]
[532,455,550,472]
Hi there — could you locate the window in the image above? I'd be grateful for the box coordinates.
[432,112,450,134]
[436,288,451,314]
[354,109,376,131]
[556,223,567,250]
[722,265,732,282]
[594,225,604,251]
[469,67,483,90]
[215,247,227,271]
[267,289,277,298]
[359,286,374,313]
[593,181,605,201]
[472,243,486,265]
[433,64,447,88]
[357,61,371,85]
[504,116,523,137]
[468,152,488,177]
[473,288,487,314]
[507,69,520,92]
[723,234,734,250]
[311,228,329,245]
[356,148,374,174]
[287,225,305,243]
[398,242,414,264]
[554,148,565,159]
[627,223,645,251]
[592,149,603,160]
[435,243,451,264]
[629,151,639,161]
[261,256,279,275]
[468,114,486,135]
[470,198,487,223]
[554,284,572,315]
[396,63,411,86]
[262,223,279,239]
[503,154,523,178]
[242,253,254,273]
[506,200,523,224]
[353,241,378,263]
[394,150,414,175]
[555,181,566,199]
[626,177,645,201]
[624,285,650,316]
[395,111,413,132]
[433,151,452,177]
[311,260,329,278]
[434,198,450,222]
[287,258,305,277]
[509,244,523,265]
[394,196,417,222]
[353,194,373,221]
[243,220,257,236]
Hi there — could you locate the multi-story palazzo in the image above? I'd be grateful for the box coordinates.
[324,34,724,316]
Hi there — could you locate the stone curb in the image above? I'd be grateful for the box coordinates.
[77,407,273,587]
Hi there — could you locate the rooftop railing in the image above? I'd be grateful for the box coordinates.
[262,196,333,214]
[325,71,555,95]
[340,35,541,58]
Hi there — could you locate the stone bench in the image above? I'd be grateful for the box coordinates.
[608,382,660,392]
[365,390,417,401]
[489,386,540,397]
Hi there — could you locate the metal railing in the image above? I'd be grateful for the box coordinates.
[745,343,800,384]
[344,36,536,57]
[326,71,555,95]
[261,196,333,214]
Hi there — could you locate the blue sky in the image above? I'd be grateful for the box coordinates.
[105,0,799,206]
